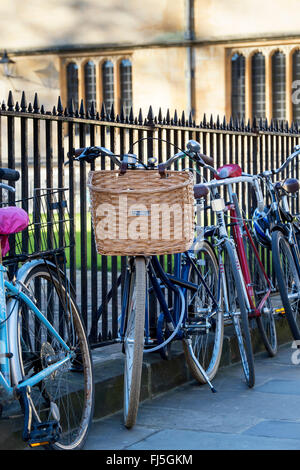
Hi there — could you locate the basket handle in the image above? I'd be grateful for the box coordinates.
[120,162,128,175]
[119,161,167,178]
[158,163,166,178]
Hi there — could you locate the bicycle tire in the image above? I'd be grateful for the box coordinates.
[243,236,277,356]
[183,241,224,383]
[224,240,255,388]
[123,256,146,429]
[271,230,300,340]
[9,261,94,450]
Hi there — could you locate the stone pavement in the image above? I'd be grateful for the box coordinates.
[84,342,300,450]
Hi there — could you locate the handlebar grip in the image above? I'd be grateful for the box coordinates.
[0,167,20,181]
[73,148,86,158]
[199,153,213,166]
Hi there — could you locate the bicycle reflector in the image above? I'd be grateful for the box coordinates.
[275,307,285,316]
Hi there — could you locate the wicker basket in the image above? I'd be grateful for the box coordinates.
[87,169,195,256]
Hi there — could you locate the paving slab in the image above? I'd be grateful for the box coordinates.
[85,342,300,450]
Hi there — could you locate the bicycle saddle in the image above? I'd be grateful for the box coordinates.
[0,207,29,256]
[280,178,300,194]
[216,164,242,179]
[194,184,209,199]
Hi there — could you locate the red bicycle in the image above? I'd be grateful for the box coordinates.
[216,164,277,358]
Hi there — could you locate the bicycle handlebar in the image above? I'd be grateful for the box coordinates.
[0,167,20,181]
[67,140,214,170]
[259,145,300,178]
[203,174,265,211]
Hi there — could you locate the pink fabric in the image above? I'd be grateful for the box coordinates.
[0,207,29,256]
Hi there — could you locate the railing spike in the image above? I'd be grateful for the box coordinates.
[28,102,33,113]
[158,107,162,124]
[166,109,170,125]
[90,101,96,119]
[120,105,125,123]
[68,99,74,117]
[79,99,85,118]
[181,110,185,126]
[20,91,27,112]
[100,102,106,120]
[265,118,269,130]
[147,105,154,125]
[222,115,226,130]
[7,90,14,111]
[189,111,194,127]
[110,103,115,121]
[52,105,57,115]
[174,109,178,125]
[1,100,6,111]
[129,106,134,124]
[57,96,63,115]
[15,101,19,112]
[33,93,40,113]
[138,108,143,125]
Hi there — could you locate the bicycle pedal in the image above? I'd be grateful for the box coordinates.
[275,307,285,316]
[26,421,62,448]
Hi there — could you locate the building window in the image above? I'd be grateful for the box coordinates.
[120,59,132,116]
[272,51,286,121]
[84,60,96,113]
[252,52,266,120]
[292,50,300,122]
[66,62,79,111]
[231,53,245,120]
[102,60,114,113]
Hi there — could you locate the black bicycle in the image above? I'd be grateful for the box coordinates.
[252,145,300,340]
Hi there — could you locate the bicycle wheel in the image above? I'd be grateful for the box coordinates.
[10,261,94,450]
[183,241,224,383]
[272,230,300,340]
[123,256,146,429]
[224,240,255,388]
[244,236,277,356]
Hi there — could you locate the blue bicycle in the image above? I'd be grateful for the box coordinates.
[0,170,94,449]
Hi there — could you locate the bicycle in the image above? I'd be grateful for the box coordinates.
[70,141,223,429]
[69,139,273,428]
[0,169,94,449]
[252,145,300,340]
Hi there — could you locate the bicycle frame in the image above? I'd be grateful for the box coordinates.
[119,251,221,351]
[0,262,74,395]
[227,194,272,318]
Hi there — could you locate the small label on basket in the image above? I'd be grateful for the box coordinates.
[131,210,150,216]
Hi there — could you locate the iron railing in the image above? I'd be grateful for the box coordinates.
[1,90,300,348]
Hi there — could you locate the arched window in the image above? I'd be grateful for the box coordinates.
[272,51,286,121]
[84,60,96,113]
[102,60,114,113]
[66,62,79,111]
[292,50,300,122]
[120,59,132,116]
[231,53,245,120]
[252,52,266,120]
